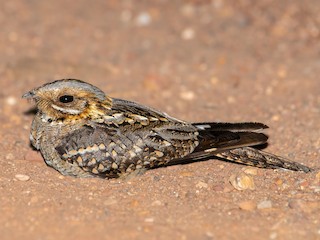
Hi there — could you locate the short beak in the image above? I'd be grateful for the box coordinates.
[22,91,35,99]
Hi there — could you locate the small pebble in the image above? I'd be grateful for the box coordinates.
[271,115,280,121]
[297,179,309,190]
[5,153,14,160]
[309,185,320,193]
[274,178,283,186]
[205,231,214,238]
[238,201,256,211]
[288,199,320,213]
[269,232,278,239]
[265,86,273,96]
[277,68,287,78]
[15,174,30,181]
[179,171,194,177]
[219,164,225,169]
[288,199,301,209]
[227,96,235,104]
[181,28,195,40]
[151,200,162,206]
[131,200,139,207]
[6,96,17,106]
[136,12,152,26]
[144,217,154,223]
[257,200,273,209]
[180,90,195,101]
[229,173,255,191]
[210,76,219,85]
[196,181,208,189]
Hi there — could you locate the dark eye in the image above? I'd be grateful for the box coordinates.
[59,95,74,103]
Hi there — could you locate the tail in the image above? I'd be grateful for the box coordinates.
[216,147,312,173]
[175,122,312,173]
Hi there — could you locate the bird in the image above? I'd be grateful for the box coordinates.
[23,79,312,178]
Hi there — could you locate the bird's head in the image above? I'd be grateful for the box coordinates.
[23,79,112,120]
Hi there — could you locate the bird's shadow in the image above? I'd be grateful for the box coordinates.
[23,107,37,116]
[23,107,38,149]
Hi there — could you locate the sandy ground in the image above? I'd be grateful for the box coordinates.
[0,1,319,239]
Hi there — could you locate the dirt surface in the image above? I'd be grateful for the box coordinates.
[1,1,319,239]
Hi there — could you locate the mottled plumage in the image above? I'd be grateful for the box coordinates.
[23,79,312,178]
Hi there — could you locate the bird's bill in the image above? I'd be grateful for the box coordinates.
[22,91,36,99]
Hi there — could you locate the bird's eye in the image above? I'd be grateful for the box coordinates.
[59,95,74,103]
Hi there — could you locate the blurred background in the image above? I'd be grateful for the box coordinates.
[0,1,319,239]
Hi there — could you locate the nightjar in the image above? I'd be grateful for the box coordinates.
[23,79,312,178]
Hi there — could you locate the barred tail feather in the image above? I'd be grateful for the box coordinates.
[216,147,312,173]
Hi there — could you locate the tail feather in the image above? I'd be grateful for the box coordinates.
[194,131,268,152]
[171,122,312,173]
[193,122,268,132]
[216,147,312,173]
[193,121,269,152]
